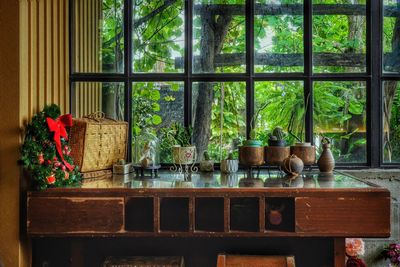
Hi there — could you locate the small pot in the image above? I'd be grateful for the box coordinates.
[265,146,290,166]
[239,146,264,166]
[290,143,316,165]
[268,139,286,147]
[220,159,239,173]
[200,160,214,172]
[172,145,196,165]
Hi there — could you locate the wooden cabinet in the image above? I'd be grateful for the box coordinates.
[27,171,390,266]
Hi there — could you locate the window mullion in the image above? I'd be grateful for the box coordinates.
[304,0,313,144]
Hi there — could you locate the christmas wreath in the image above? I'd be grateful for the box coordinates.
[21,104,82,190]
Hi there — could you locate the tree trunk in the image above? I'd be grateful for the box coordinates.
[339,0,366,159]
[192,11,233,160]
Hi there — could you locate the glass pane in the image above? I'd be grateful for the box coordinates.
[254,0,304,73]
[383,0,400,73]
[192,82,246,161]
[312,0,366,73]
[254,81,304,144]
[132,82,184,163]
[73,0,124,73]
[132,0,184,73]
[71,82,125,119]
[383,81,400,163]
[193,0,246,73]
[314,81,366,163]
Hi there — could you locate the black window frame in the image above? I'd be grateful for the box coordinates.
[69,0,397,168]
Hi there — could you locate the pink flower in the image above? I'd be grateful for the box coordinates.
[346,238,365,257]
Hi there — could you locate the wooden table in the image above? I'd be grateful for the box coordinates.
[27,170,390,267]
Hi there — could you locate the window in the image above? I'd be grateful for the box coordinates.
[70,0,400,167]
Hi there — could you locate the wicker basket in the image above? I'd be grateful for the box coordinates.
[69,112,128,172]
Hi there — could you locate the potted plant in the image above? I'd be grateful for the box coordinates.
[287,93,316,165]
[239,101,271,166]
[199,151,214,172]
[265,127,290,166]
[220,152,239,173]
[167,123,196,165]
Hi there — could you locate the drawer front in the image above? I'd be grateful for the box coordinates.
[28,197,124,234]
[296,196,390,236]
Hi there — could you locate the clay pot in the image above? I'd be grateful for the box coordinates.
[265,146,290,166]
[290,143,316,165]
[281,154,304,176]
[220,159,239,173]
[239,146,264,166]
[317,143,335,173]
[172,145,196,165]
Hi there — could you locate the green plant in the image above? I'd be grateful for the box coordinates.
[268,127,287,141]
[162,122,193,147]
[249,101,272,140]
[21,104,82,190]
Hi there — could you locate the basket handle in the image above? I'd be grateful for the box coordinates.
[84,111,117,122]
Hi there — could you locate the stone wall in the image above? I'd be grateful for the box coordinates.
[344,169,400,266]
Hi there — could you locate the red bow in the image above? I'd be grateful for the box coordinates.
[46,114,74,171]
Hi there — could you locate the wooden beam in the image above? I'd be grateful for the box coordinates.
[176,53,400,69]
[193,4,400,17]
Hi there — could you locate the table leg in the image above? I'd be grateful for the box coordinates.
[334,238,346,267]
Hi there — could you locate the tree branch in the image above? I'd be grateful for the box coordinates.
[133,0,178,27]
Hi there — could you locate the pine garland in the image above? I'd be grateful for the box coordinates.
[21,104,82,190]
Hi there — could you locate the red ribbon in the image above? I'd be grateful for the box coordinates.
[46,114,74,171]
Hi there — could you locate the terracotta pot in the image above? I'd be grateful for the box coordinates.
[317,143,335,173]
[172,145,196,165]
[265,146,290,166]
[290,144,316,165]
[239,146,264,166]
[281,154,304,176]
[220,159,239,173]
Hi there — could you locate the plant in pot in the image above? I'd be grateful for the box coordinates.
[165,122,196,165]
[220,152,239,173]
[239,101,271,166]
[265,127,290,166]
[287,93,316,166]
[200,151,214,172]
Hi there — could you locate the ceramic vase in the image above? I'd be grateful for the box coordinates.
[317,143,335,173]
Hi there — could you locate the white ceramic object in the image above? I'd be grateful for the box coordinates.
[220,159,239,173]
[172,145,196,165]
